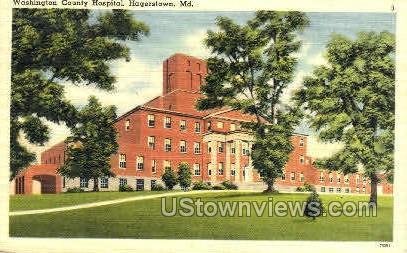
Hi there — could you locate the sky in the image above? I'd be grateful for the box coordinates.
[24,11,396,162]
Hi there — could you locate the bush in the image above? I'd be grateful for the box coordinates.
[296,186,305,192]
[151,183,165,191]
[119,184,133,192]
[303,189,324,220]
[162,167,178,190]
[177,162,192,190]
[212,185,226,190]
[296,182,315,192]
[221,180,238,190]
[192,181,212,190]
[65,187,84,193]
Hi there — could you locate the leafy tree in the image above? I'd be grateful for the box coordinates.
[295,32,395,205]
[162,167,178,190]
[177,162,192,190]
[58,96,118,192]
[11,9,149,178]
[197,11,309,192]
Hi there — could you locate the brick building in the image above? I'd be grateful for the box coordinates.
[11,53,393,195]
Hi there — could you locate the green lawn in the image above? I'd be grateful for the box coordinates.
[9,191,164,211]
[9,191,392,241]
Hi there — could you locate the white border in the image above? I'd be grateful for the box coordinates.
[0,0,406,252]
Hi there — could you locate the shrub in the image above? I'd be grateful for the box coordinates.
[119,184,133,192]
[192,181,212,190]
[65,187,84,193]
[177,162,192,190]
[303,189,324,220]
[221,180,238,190]
[162,167,178,190]
[296,186,305,192]
[151,183,165,191]
[303,182,315,192]
[212,185,226,190]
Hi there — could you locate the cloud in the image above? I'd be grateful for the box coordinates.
[307,51,328,67]
[307,135,343,159]
[182,29,212,58]
[64,58,163,115]
[27,58,164,158]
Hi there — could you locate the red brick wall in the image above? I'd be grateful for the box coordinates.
[40,141,66,166]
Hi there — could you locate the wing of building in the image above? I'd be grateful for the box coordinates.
[11,53,393,195]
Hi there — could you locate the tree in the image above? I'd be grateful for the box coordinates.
[162,167,178,190]
[11,9,149,178]
[197,11,309,192]
[58,96,118,192]
[177,162,192,190]
[303,188,323,220]
[295,32,395,205]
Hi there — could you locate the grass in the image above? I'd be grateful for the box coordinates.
[9,191,393,241]
[9,191,164,211]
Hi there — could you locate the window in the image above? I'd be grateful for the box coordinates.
[231,142,236,154]
[329,174,333,183]
[125,119,130,131]
[194,142,201,154]
[180,140,187,153]
[163,160,171,170]
[194,164,201,176]
[336,188,341,193]
[136,179,144,191]
[362,186,366,193]
[151,160,157,173]
[207,141,212,153]
[217,121,224,129]
[218,163,224,175]
[100,177,108,188]
[321,187,326,192]
[300,172,304,182]
[151,180,156,189]
[148,136,155,149]
[218,142,224,153]
[290,172,295,181]
[299,138,304,147]
[231,164,236,176]
[345,188,350,193]
[319,172,325,182]
[230,123,236,131]
[299,155,304,164]
[164,138,172,152]
[80,178,88,188]
[329,187,334,193]
[119,178,127,187]
[242,142,249,155]
[180,120,186,131]
[356,187,360,193]
[356,175,360,184]
[194,122,201,133]
[345,175,350,184]
[281,171,286,180]
[148,114,155,127]
[164,117,171,128]
[207,164,212,176]
[337,176,341,183]
[58,154,61,163]
[362,177,367,185]
[136,156,144,170]
[207,121,212,131]
[62,176,66,188]
[119,154,126,168]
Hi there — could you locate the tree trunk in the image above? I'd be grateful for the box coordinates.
[93,177,99,192]
[369,174,378,206]
[264,178,275,192]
